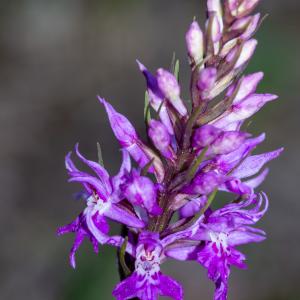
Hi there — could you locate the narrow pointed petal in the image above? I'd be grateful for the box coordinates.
[105,203,145,228]
[69,232,85,269]
[231,148,283,179]
[98,97,138,147]
[85,209,110,244]
[99,97,153,170]
[244,168,269,189]
[75,143,111,192]
[213,93,278,128]
[65,152,79,173]
[137,60,164,106]
[111,149,131,198]
[68,175,108,199]
[137,61,174,135]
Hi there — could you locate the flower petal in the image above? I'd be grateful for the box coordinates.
[104,203,145,228]
[231,148,283,179]
[159,273,184,300]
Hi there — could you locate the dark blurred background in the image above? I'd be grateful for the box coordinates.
[0,0,299,299]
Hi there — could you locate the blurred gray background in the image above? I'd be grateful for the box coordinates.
[0,0,299,299]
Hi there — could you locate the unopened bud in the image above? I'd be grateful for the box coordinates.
[192,125,222,149]
[226,39,257,69]
[227,0,260,19]
[197,67,217,99]
[148,120,175,160]
[156,68,188,116]
[185,21,204,65]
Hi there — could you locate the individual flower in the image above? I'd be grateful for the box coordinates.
[99,96,165,182]
[122,169,162,216]
[167,193,268,300]
[186,20,204,65]
[58,145,144,267]
[148,119,176,160]
[113,231,183,300]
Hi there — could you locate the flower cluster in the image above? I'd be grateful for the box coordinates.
[58,1,282,299]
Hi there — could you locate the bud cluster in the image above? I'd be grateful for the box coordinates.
[58,1,282,299]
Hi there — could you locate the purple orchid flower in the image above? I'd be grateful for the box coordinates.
[167,193,268,300]
[113,232,183,300]
[122,169,162,216]
[58,146,143,267]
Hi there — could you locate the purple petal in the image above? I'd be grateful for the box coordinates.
[193,124,222,148]
[216,133,266,171]
[104,203,145,228]
[228,229,266,246]
[68,175,108,200]
[57,214,99,269]
[123,172,162,216]
[159,273,184,300]
[111,149,131,200]
[65,152,79,173]
[165,245,199,261]
[231,148,283,179]
[223,178,252,195]
[244,168,269,189]
[85,208,110,244]
[75,143,111,193]
[213,93,277,128]
[209,131,250,155]
[137,60,174,135]
[112,273,139,300]
[180,196,207,218]
[69,232,85,269]
[241,13,260,39]
[98,97,138,147]
[137,60,164,107]
[98,99,155,175]
[183,171,225,195]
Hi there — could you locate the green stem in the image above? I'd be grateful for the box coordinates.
[186,147,208,182]
[119,237,131,278]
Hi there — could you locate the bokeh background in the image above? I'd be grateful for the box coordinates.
[0,0,299,299]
